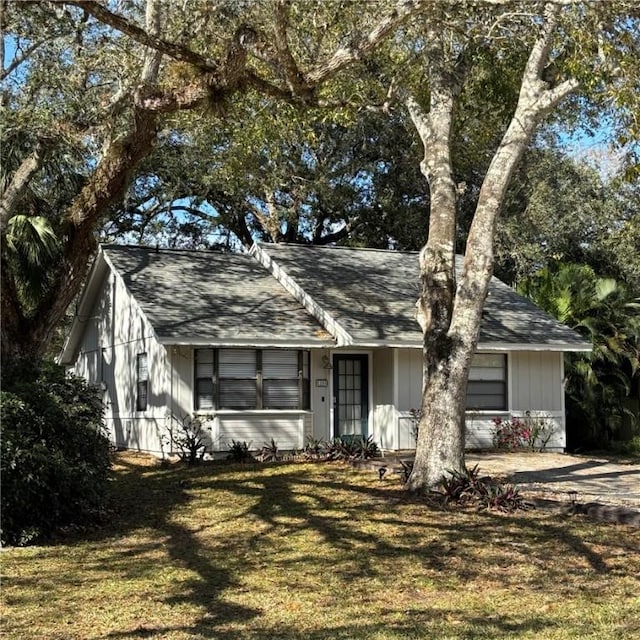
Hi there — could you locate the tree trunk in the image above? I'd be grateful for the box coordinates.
[1,0,161,366]
[404,26,466,491]
[406,3,580,491]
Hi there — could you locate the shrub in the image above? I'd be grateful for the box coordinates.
[609,436,640,457]
[163,414,209,465]
[492,412,555,451]
[1,360,111,546]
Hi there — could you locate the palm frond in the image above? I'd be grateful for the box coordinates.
[6,215,60,263]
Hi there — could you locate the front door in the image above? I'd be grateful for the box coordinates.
[333,354,369,438]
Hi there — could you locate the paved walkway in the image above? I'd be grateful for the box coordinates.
[465,451,640,509]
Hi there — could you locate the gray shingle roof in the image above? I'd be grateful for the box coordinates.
[97,243,590,351]
[103,245,332,345]
[256,243,591,350]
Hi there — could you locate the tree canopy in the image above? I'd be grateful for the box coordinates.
[1,0,427,361]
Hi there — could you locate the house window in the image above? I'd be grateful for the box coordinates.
[263,349,302,409]
[219,349,258,409]
[136,352,148,411]
[194,348,310,410]
[195,348,215,410]
[466,353,507,410]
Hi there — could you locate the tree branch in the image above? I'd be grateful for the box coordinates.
[273,0,311,96]
[314,222,351,245]
[133,77,211,112]
[140,0,162,84]
[459,1,581,310]
[405,95,432,150]
[245,196,279,243]
[538,77,580,112]
[526,2,562,81]
[0,40,45,81]
[306,0,427,84]
[52,0,219,72]
[0,146,46,235]
[245,70,308,103]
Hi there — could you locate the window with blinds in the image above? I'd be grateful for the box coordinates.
[466,353,507,410]
[219,349,257,409]
[195,348,214,410]
[194,348,310,410]
[136,352,148,411]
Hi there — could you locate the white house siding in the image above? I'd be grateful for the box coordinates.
[372,349,394,405]
[510,351,563,412]
[508,350,566,450]
[374,348,567,452]
[72,270,169,454]
[372,349,399,450]
[166,346,194,421]
[211,412,310,451]
[396,349,423,410]
[310,348,331,442]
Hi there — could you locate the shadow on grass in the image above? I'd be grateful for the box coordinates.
[98,456,261,635]
[104,610,559,640]
[30,454,639,639]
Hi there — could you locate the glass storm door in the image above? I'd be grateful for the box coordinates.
[333,355,369,438]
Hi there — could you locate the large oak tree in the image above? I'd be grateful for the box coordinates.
[1,0,426,362]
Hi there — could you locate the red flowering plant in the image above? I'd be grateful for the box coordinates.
[492,412,555,451]
[492,416,530,450]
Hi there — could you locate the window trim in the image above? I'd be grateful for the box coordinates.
[194,348,215,411]
[194,348,310,411]
[466,353,507,411]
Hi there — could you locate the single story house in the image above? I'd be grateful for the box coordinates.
[60,243,590,455]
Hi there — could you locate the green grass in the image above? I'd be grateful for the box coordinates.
[2,453,640,639]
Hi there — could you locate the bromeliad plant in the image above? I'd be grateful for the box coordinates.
[439,464,485,506]
[325,435,380,461]
[227,440,254,463]
[302,436,326,460]
[483,483,530,513]
[437,464,531,513]
[257,438,280,462]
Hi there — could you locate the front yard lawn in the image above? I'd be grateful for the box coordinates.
[2,453,639,639]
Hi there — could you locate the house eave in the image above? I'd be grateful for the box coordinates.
[476,341,592,352]
[158,337,336,348]
[314,339,593,352]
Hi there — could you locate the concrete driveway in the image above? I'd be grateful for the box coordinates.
[466,451,640,508]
